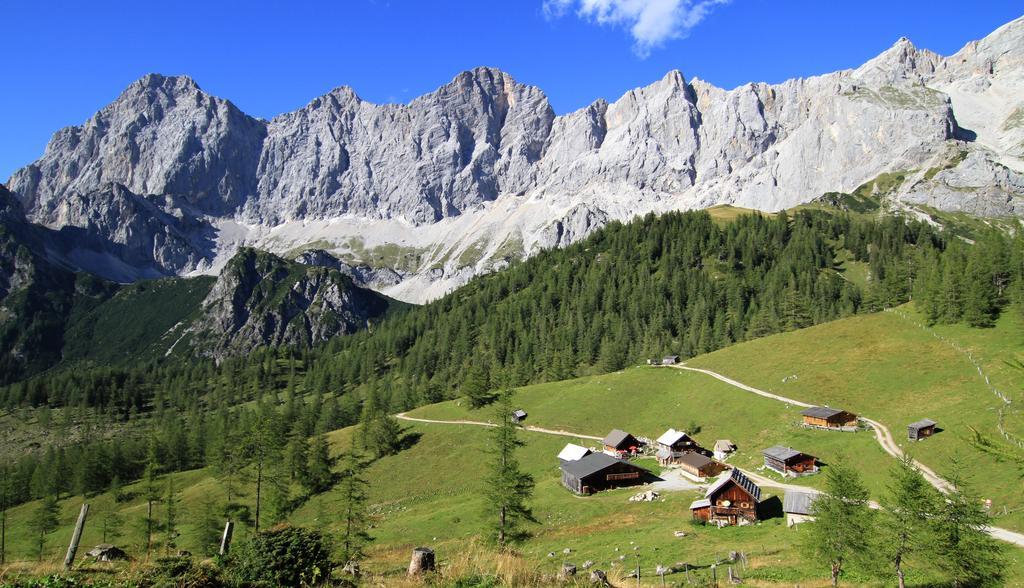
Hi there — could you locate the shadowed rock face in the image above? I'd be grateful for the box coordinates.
[5,18,1024,299]
[192,248,392,359]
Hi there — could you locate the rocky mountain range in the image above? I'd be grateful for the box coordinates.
[5,16,1023,302]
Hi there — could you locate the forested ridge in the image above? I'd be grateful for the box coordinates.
[1,208,1022,512]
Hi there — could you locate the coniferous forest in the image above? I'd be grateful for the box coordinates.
[1,208,1022,513]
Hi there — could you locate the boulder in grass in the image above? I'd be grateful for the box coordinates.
[85,544,128,562]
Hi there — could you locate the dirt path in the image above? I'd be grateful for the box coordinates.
[395,413,602,441]
[671,364,1022,547]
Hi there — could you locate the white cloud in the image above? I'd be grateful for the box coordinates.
[544,0,728,57]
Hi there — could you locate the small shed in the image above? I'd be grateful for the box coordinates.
[907,419,937,441]
[783,490,818,527]
[602,429,642,456]
[557,443,592,463]
[800,406,858,429]
[762,446,818,476]
[713,440,736,460]
[512,409,528,423]
[677,452,717,478]
[662,355,680,365]
[560,452,649,495]
[689,469,761,525]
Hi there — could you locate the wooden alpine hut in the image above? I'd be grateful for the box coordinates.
[762,446,818,476]
[800,406,858,429]
[689,469,761,526]
[602,429,642,456]
[907,419,937,441]
[560,453,649,495]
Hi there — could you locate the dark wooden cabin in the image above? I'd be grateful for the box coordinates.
[690,469,761,525]
[512,409,528,423]
[602,429,642,456]
[800,406,858,429]
[762,446,818,476]
[560,453,649,495]
[907,419,937,440]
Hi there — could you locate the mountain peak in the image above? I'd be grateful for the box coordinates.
[126,73,201,96]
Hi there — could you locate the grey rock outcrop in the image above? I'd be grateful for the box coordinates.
[191,247,392,359]
[5,17,1024,302]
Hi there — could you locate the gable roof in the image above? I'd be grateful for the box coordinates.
[656,428,690,446]
[678,452,713,469]
[783,491,818,515]
[560,452,642,479]
[714,440,736,452]
[557,443,592,462]
[762,445,806,462]
[512,409,528,418]
[706,469,761,502]
[602,429,636,448]
[800,406,847,419]
[908,418,937,430]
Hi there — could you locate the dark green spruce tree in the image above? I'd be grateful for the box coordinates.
[335,439,372,568]
[484,389,535,547]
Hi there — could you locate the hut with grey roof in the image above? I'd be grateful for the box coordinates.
[907,419,937,441]
[559,452,649,495]
[783,490,818,527]
[602,429,641,456]
[762,446,818,476]
[800,406,858,429]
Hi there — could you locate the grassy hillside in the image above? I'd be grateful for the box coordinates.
[687,303,1024,530]
[4,305,1024,585]
[60,276,216,365]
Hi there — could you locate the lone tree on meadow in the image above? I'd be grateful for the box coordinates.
[484,389,535,547]
[336,439,372,568]
[878,455,941,588]
[804,460,873,586]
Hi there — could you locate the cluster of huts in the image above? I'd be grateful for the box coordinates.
[551,374,938,528]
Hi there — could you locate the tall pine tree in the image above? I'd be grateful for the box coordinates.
[484,390,535,547]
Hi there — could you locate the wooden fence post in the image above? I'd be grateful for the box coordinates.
[219,521,234,556]
[63,503,89,570]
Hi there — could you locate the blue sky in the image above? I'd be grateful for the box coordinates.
[2,1,1021,181]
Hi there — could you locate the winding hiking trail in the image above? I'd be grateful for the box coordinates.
[395,365,1024,547]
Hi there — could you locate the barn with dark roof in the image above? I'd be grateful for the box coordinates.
[559,453,649,495]
[762,446,819,476]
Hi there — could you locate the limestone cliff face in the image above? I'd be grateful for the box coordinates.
[6,17,1024,301]
[191,248,392,359]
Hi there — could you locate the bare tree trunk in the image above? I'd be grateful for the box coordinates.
[63,504,89,569]
[219,521,234,556]
[896,555,905,588]
[831,562,841,586]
